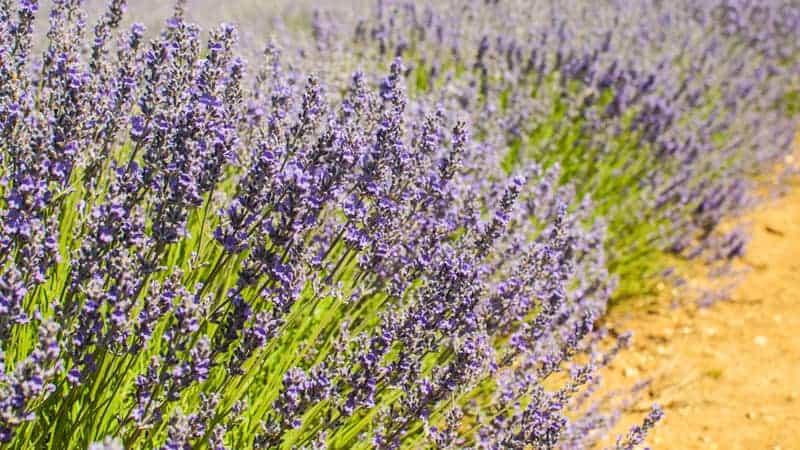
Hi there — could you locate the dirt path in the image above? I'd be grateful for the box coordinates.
[600,150,800,448]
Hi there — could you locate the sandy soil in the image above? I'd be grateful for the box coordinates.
[599,141,800,449]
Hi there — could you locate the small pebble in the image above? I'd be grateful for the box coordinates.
[699,436,719,449]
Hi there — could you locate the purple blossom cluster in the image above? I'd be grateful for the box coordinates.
[302,0,798,290]
[3,0,795,448]
[0,2,634,447]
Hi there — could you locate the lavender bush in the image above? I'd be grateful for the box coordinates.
[1,0,796,448]
[300,0,799,298]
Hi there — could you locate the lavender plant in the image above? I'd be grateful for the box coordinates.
[300,0,799,299]
[0,1,656,448]
[4,0,794,447]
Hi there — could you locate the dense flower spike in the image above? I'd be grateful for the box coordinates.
[0,0,795,449]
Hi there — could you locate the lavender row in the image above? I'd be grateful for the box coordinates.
[0,1,671,448]
[299,0,799,296]
[4,0,796,448]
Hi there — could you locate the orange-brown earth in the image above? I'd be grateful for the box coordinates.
[599,138,800,449]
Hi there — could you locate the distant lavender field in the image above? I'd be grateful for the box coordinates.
[0,1,796,449]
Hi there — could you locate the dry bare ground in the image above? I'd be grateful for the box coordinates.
[601,134,800,449]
